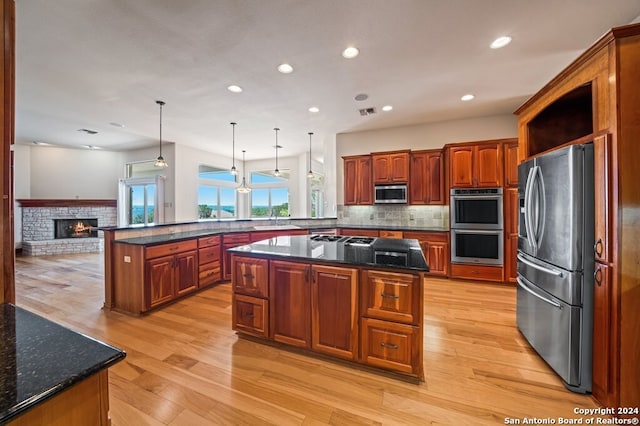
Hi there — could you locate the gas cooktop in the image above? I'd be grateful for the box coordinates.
[309,234,346,242]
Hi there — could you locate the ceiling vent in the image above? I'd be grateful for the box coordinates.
[77,128,98,135]
[359,107,376,116]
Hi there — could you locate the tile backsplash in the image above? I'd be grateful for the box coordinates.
[337,205,449,228]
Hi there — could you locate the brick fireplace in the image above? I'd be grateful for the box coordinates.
[18,199,117,256]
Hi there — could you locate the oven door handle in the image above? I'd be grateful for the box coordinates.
[517,253,563,277]
[516,276,562,309]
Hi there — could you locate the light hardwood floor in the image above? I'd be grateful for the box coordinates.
[15,253,600,425]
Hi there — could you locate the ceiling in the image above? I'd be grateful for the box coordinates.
[15,1,640,161]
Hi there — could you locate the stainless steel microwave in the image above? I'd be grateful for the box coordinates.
[374,184,407,204]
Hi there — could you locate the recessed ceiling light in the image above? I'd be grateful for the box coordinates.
[308,106,320,113]
[354,93,368,101]
[83,145,101,150]
[109,122,125,128]
[342,46,359,59]
[490,36,512,49]
[461,94,475,101]
[227,85,243,93]
[277,63,294,74]
[382,105,393,112]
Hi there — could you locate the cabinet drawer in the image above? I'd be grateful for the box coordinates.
[199,262,221,287]
[232,257,269,298]
[340,228,379,237]
[145,239,198,259]
[450,263,503,282]
[233,294,269,338]
[379,230,403,239]
[198,235,221,248]
[361,318,421,376]
[361,270,420,325]
[223,233,251,245]
[199,245,220,265]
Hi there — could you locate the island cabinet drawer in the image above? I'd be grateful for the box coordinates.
[199,263,221,287]
[233,294,269,338]
[198,235,221,248]
[145,240,197,259]
[361,270,421,325]
[199,245,220,265]
[232,256,269,298]
[361,318,421,376]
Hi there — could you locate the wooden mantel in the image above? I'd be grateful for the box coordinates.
[17,199,117,208]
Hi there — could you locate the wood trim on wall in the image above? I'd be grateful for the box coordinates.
[1,0,15,304]
[16,199,117,208]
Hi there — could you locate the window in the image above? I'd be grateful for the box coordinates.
[197,165,237,219]
[118,175,165,226]
[250,169,290,218]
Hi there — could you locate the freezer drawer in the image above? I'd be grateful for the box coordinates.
[516,275,590,392]
[517,251,583,306]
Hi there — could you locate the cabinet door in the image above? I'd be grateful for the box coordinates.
[372,155,391,183]
[361,270,420,325]
[593,134,611,263]
[233,294,269,338]
[504,141,519,187]
[409,152,428,204]
[425,151,444,204]
[270,261,311,348]
[475,143,503,187]
[222,233,250,280]
[357,156,374,204]
[175,251,198,296]
[592,262,615,406]
[449,146,474,187]
[390,153,409,182]
[343,158,358,205]
[232,256,269,298]
[146,256,174,308]
[504,188,519,283]
[426,241,449,276]
[361,318,421,376]
[311,265,358,360]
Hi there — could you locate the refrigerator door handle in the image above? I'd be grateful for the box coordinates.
[517,253,563,277]
[517,277,562,309]
[524,166,536,250]
[531,166,546,250]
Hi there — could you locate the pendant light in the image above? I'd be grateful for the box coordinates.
[307,132,314,178]
[237,150,251,193]
[229,122,238,176]
[153,100,168,168]
[273,127,281,177]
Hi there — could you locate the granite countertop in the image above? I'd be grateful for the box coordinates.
[0,304,126,423]
[229,235,429,272]
[113,224,448,246]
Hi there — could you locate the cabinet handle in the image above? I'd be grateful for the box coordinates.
[169,246,179,251]
[594,267,602,287]
[243,274,255,279]
[380,293,399,299]
[242,312,255,318]
[380,342,398,350]
[594,238,603,258]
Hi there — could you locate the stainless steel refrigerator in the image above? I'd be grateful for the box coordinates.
[516,143,594,393]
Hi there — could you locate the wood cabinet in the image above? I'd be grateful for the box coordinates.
[233,294,269,338]
[145,240,198,310]
[232,256,270,338]
[372,150,410,184]
[503,188,518,283]
[222,233,250,280]
[232,256,269,298]
[343,155,374,205]
[198,235,221,287]
[379,230,402,239]
[361,318,421,376]
[514,23,640,407]
[449,142,503,188]
[504,140,519,188]
[339,228,379,237]
[403,231,449,276]
[450,264,503,282]
[270,260,311,348]
[409,150,444,205]
[311,265,358,360]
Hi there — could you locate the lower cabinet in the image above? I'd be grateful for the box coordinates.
[231,255,424,379]
[145,241,198,310]
[403,231,449,276]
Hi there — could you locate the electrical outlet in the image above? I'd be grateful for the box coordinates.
[410,213,415,220]
[369,213,374,220]
[124,256,131,263]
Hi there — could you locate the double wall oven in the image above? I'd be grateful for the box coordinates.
[450,188,503,265]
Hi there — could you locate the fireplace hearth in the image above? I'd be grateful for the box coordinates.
[54,218,98,239]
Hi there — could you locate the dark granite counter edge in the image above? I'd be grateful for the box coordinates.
[99,217,339,231]
[3,351,125,423]
[113,225,449,246]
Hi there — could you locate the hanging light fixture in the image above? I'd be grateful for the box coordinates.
[273,127,281,177]
[153,100,168,168]
[307,132,314,178]
[237,150,251,193]
[229,122,238,176]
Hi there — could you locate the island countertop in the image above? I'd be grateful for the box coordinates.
[228,234,429,272]
[0,304,126,423]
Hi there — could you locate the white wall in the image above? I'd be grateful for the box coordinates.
[13,144,31,247]
[335,114,518,203]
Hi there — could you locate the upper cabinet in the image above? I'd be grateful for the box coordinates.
[409,150,444,205]
[449,142,503,188]
[372,151,410,184]
[503,140,519,188]
[343,155,374,205]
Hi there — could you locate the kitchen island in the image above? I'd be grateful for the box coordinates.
[229,234,428,380]
[0,304,125,425]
